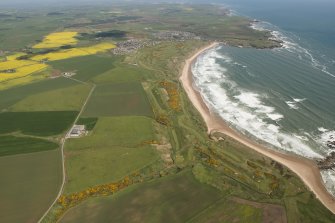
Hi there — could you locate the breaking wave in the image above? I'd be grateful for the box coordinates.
[321,170,335,197]
[192,49,323,159]
[251,21,335,79]
[285,98,306,110]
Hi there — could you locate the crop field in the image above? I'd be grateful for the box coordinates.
[83,82,153,117]
[0,63,48,82]
[6,53,28,61]
[33,31,78,49]
[49,55,119,81]
[10,84,91,111]
[60,171,227,223]
[0,52,49,89]
[0,76,78,110]
[0,150,62,223]
[0,68,49,91]
[64,116,158,193]
[0,111,77,136]
[0,59,35,71]
[31,43,116,62]
[0,135,59,157]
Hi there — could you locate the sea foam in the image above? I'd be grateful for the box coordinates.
[250,21,335,79]
[192,49,323,159]
[321,170,335,197]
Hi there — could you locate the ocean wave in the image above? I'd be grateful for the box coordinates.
[317,129,335,153]
[321,170,335,197]
[285,98,306,110]
[250,21,335,79]
[192,49,323,159]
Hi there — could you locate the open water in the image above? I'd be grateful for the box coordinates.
[192,0,335,196]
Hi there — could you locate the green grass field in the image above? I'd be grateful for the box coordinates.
[93,62,154,84]
[76,117,98,131]
[60,171,266,223]
[189,198,264,223]
[64,116,158,193]
[0,77,78,111]
[60,171,224,223]
[0,111,77,136]
[0,150,62,223]
[67,116,155,149]
[0,135,59,157]
[10,84,91,111]
[65,145,159,194]
[83,82,153,117]
[49,55,119,81]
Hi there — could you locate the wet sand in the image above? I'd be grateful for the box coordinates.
[179,42,335,214]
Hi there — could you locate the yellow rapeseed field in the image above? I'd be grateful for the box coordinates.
[0,60,36,71]
[31,42,116,61]
[0,63,48,82]
[0,52,49,83]
[33,31,78,49]
[6,53,27,61]
[0,71,48,91]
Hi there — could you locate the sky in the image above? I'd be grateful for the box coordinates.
[0,0,332,8]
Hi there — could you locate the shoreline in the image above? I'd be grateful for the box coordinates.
[179,42,335,214]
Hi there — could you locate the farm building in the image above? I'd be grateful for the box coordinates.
[68,125,86,138]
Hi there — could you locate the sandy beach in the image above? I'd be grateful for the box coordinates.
[180,42,335,214]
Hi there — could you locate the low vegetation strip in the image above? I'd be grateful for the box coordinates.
[160,81,181,112]
[0,111,78,136]
[0,135,59,157]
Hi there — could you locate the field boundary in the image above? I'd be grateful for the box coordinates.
[37,80,96,223]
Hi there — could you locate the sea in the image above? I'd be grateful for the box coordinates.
[191,0,335,196]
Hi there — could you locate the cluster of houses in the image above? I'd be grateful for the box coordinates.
[153,31,201,41]
[111,39,159,55]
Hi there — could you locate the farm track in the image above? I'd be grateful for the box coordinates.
[37,78,96,223]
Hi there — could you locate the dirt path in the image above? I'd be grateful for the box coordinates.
[37,80,96,223]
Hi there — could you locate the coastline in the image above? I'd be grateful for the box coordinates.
[179,42,335,214]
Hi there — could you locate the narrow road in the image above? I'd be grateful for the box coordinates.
[37,80,96,223]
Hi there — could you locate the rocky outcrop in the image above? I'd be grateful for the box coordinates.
[317,152,335,170]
